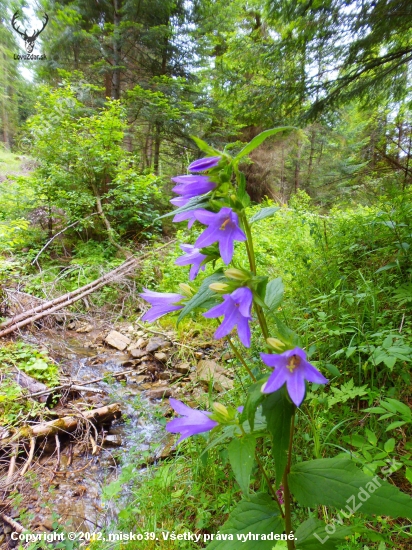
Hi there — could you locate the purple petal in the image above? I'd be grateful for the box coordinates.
[286,370,306,407]
[262,367,288,394]
[203,299,229,319]
[236,316,251,347]
[171,175,211,185]
[214,307,239,339]
[260,352,289,370]
[188,156,221,172]
[170,196,190,207]
[219,233,235,264]
[302,362,329,384]
[172,180,216,197]
[237,406,244,413]
[141,304,183,322]
[195,226,221,249]
[194,209,219,225]
[231,287,253,317]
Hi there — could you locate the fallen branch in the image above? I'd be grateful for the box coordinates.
[0,239,177,337]
[0,513,25,533]
[1,403,121,448]
[20,437,35,476]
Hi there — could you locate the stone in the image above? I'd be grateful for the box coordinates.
[196,360,233,392]
[135,330,145,336]
[104,330,131,351]
[146,387,172,400]
[75,323,93,333]
[222,351,234,361]
[104,434,122,446]
[154,352,167,362]
[158,372,170,380]
[194,351,204,359]
[128,338,147,351]
[175,362,191,375]
[130,348,147,359]
[146,337,170,353]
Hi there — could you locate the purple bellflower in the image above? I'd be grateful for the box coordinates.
[170,196,190,208]
[175,244,207,280]
[204,287,253,347]
[188,156,221,172]
[172,208,198,228]
[194,207,246,264]
[172,175,216,198]
[260,347,328,407]
[140,289,184,322]
[166,398,218,443]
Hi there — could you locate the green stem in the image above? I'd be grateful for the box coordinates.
[255,451,285,518]
[226,336,256,382]
[283,412,296,550]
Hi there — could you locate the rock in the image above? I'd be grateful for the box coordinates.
[175,362,191,375]
[146,387,172,400]
[126,325,134,333]
[154,352,167,362]
[222,351,234,361]
[194,351,204,359]
[104,330,131,351]
[104,434,122,446]
[75,323,94,333]
[146,337,171,353]
[130,348,147,359]
[158,372,170,380]
[196,360,233,392]
[128,337,147,351]
[135,330,145,337]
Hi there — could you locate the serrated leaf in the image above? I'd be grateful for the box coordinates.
[295,518,362,550]
[249,207,280,225]
[288,457,412,518]
[206,493,283,550]
[241,378,268,431]
[191,135,222,157]
[177,270,225,323]
[228,435,256,495]
[262,387,294,488]
[264,277,284,313]
[235,127,295,160]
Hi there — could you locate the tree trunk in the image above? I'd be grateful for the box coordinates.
[112,0,122,99]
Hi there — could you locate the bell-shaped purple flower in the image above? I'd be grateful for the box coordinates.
[175,244,207,280]
[170,196,190,207]
[166,398,218,443]
[188,156,221,172]
[194,208,246,264]
[172,175,216,198]
[172,208,198,228]
[260,347,329,407]
[204,287,253,347]
[140,288,184,322]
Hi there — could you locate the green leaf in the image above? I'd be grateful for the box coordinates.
[385,398,412,418]
[249,207,280,225]
[385,421,406,432]
[288,457,412,518]
[241,378,268,431]
[325,363,341,377]
[157,194,209,220]
[384,438,395,453]
[262,387,295,488]
[177,270,225,323]
[228,435,256,495]
[405,467,412,484]
[295,518,362,550]
[264,277,284,313]
[191,135,222,157]
[235,127,295,160]
[206,493,284,550]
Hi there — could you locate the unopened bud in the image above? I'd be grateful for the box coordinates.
[266,337,286,351]
[179,283,194,297]
[209,283,229,292]
[225,268,248,281]
[212,403,229,418]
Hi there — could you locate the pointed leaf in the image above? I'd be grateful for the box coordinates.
[177,270,225,323]
[249,207,280,225]
[241,378,268,431]
[228,435,256,495]
[191,135,222,157]
[288,457,412,518]
[235,127,295,160]
[206,493,284,550]
[264,277,284,312]
[262,387,295,488]
[295,518,365,550]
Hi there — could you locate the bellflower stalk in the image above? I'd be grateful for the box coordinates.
[204,287,253,347]
[194,207,246,264]
[260,347,328,407]
[175,244,207,280]
[140,289,184,322]
[166,398,218,443]
[188,156,221,172]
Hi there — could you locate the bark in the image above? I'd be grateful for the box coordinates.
[112,0,121,99]
[1,404,121,448]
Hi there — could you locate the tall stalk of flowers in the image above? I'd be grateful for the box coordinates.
[140,131,412,550]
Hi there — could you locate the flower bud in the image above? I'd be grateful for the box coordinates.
[266,337,286,351]
[179,283,194,297]
[225,268,249,281]
[209,283,229,292]
[212,403,229,418]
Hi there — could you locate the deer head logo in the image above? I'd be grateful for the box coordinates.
[11,11,48,54]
